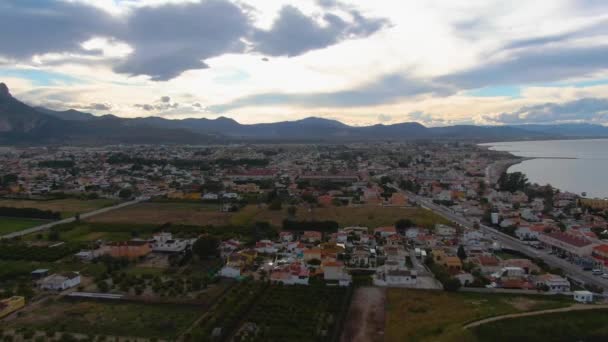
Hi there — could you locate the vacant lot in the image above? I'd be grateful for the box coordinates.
[384,289,572,342]
[0,198,117,218]
[342,287,386,342]
[89,202,449,228]
[472,308,608,342]
[6,299,202,340]
[0,217,49,235]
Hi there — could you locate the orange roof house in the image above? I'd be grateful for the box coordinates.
[105,240,151,259]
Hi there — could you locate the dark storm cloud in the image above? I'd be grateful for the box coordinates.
[0,0,389,81]
[0,0,118,59]
[209,74,452,112]
[113,0,251,81]
[251,5,388,57]
[161,96,171,103]
[486,98,608,124]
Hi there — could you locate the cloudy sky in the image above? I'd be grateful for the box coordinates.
[1,0,608,126]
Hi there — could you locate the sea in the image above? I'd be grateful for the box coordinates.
[480,139,608,199]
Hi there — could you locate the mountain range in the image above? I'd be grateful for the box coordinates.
[2,82,608,145]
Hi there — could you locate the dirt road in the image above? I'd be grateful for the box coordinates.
[341,287,386,342]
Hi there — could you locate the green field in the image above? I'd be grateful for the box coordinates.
[0,217,49,235]
[385,289,573,342]
[5,299,203,339]
[472,309,608,341]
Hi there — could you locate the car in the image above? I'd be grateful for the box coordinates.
[602,273,608,279]
[592,269,603,276]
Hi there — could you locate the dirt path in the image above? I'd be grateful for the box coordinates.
[464,304,608,329]
[340,287,386,342]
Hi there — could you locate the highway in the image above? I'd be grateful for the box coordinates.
[390,184,608,292]
[0,196,150,240]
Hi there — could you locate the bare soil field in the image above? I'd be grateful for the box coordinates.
[88,202,449,228]
[341,287,386,342]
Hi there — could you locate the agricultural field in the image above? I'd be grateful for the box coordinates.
[27,221,159,242]
[0,198,118,218]
[89,202,450,229]
[471,309,608,342]
[4,299,203,340]
[235,284,351,341]
[0,217,49,235]
[384,289,573,342]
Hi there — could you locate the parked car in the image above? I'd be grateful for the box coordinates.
[602,273,608,279]
[591,269,603,276]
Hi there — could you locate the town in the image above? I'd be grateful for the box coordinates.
[1,142,608,341]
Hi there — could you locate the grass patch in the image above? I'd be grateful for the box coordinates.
[385,289,572,342]
[0,198,118,219]
[0,217,49,235]
[6,299,202,339]
[472,309,608,342]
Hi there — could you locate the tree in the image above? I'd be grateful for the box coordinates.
[287,205,297,218]
[268,199,282,211]
[192,236,220,259]
[118,188,133,199]
[395,219,415,231]
[497,172,529,193]
[457,245,467,260]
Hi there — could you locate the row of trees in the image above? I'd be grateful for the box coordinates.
[0,206,61,220]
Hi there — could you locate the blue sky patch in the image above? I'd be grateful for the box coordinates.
[0,68,83,86]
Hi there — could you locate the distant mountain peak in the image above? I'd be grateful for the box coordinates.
[0,83,10,98]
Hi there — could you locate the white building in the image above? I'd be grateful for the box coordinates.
[219,265,241,278]
[573,290,594,303]
[40,273,81,291]
[150,233,194,253]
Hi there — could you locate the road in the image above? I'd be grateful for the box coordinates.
[389,184,608,292]
[0,196,149,239]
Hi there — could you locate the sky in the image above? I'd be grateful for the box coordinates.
[1,0,608,126]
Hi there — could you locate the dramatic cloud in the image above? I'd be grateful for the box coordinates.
[440,44,608,89]
[209,74,452,112]
[487,98,608,124]
[113,0,251,80]
[251,5,388,57]
[160,96,171,103]
[0,0,117,59]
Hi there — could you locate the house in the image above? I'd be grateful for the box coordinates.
[31,269,49,280]
[302,231,322,243]
[322,260,352,286]
[279,231,294,242]
[534,274,571,293]
[40,272,81,291]
[303,248,322,262]
[255,240,278,254]
[501,259,541,274]
[374,226,397,237]
[104,240,151,259]
[472,255,501,275]
[435,224,457,237]
[592,244,608,266]
[74,249,105,261]
[538,231,594,257]
[573,290,594,303]
[388,192,407,206]
[150,232,194,253]
[270,262,310,285]
[515,225,545,240]
[0,296,25,318]
[219,264,241,278]
[433,249,462,274]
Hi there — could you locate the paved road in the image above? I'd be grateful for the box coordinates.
[0,197,149,239]
[389,184,608,292]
